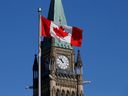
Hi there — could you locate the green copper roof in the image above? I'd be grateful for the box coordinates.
[54,0,67,25]
[47,0,72,49]
[48,0,67,25]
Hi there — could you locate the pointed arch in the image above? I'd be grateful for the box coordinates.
[66,90,70,96]
[71,91,75,96]
[56,89,61,96]
[61,90,65,96]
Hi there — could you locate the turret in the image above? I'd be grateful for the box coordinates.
[33,54,38,96]
[75,50,84,96]
[75,50,83,75]
[33,54,38,79]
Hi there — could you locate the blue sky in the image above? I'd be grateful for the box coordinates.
[0,0,128,96]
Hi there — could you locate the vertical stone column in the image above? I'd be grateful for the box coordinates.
[77,74,83,96]
[50,79,56,96]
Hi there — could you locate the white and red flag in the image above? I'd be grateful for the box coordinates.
[40,16,83,47]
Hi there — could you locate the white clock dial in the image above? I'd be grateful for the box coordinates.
[56,55,69,70]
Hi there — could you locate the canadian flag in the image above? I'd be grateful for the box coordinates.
[41,16,83,47]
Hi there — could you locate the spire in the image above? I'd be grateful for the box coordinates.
[75,50,83,75]
[48,0,67,25]
[33,54,38,71]
[76,50,82,67]
[46,0,72,49]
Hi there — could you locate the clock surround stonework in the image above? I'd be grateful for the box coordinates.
[33,39,84,96]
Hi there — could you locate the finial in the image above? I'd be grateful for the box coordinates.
[38,8,42,12]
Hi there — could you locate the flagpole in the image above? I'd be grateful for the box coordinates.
[38,8,42,96]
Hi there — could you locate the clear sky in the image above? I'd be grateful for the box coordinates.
[0,0,128,96]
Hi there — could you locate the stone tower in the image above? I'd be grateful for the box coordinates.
[33,0,84,96]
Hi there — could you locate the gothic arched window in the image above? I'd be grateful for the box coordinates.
[71,91,75,96]
[66,90,70,96]
[61,90,65,96]
[56,89,61,96]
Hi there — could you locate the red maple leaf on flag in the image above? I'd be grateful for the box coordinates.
[53,26,68,38]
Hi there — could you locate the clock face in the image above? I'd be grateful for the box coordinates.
[56,55,69,70]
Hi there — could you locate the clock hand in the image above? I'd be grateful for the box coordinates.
[59,58,64,63]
